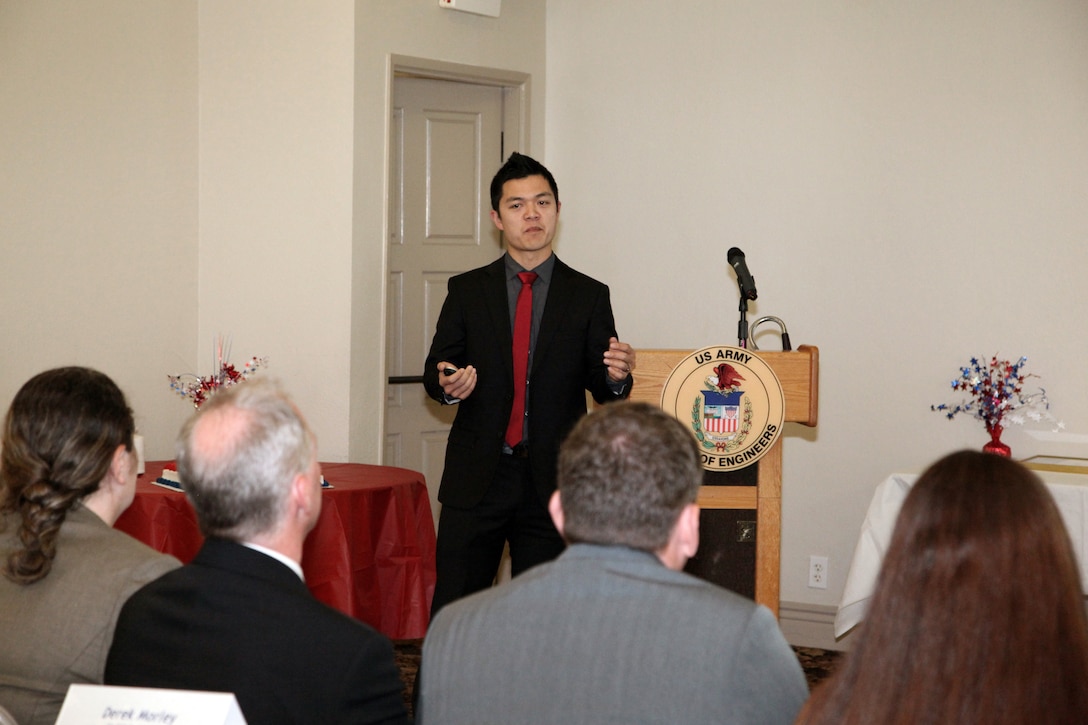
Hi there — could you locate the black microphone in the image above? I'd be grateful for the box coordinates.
[727,247,758,301]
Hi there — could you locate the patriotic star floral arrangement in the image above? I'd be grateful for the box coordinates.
[168,336,268,408]
[930,355,1060,456]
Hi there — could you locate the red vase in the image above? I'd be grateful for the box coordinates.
[983,422,1011,457]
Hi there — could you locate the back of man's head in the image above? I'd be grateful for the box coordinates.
[556,401,702,552]
[176,378,314,541]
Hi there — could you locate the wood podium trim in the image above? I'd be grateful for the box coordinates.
[696,486,758,509]
[756,440,783,617]
[623,345,818,619]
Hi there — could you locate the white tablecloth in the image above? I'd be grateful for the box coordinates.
[835,470,1088,638]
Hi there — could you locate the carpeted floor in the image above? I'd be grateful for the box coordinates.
[394,640,842,719]
[792,645,844,688]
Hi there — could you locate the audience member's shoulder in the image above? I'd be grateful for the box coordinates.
[309,591,387,634]
[296,592,397,662]
[671,567,764,613]
[260,563,391,643]
[66,506,180,572]
[99,541,180,591]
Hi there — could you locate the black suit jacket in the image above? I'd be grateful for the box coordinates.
[104,539,408,725]
[424,255,630,508]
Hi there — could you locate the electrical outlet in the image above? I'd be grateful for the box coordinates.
[808,555,828,589]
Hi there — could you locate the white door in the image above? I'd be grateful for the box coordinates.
[384,77,506,525]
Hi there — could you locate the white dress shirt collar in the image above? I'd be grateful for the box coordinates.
[241,541,305,582]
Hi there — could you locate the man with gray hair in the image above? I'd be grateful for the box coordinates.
[418,401,807,724]
[105,380,408,725]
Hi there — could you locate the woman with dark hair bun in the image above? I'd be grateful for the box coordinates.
[0,367,179,725]
[796,450,1088,725]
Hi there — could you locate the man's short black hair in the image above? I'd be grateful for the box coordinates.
[489,152,559,212]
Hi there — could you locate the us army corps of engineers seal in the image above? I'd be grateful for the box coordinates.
[661,346,785,472]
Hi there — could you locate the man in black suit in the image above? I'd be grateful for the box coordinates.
[104,380,408,725]
[423,152,636,618]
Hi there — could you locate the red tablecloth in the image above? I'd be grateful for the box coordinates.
[115,461,436,640]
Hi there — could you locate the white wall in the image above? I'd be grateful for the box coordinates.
[545,0,1088,625]
[197,2,357,460]
[0,1,198,457]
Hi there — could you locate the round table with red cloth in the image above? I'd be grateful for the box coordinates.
[115,461,436,640]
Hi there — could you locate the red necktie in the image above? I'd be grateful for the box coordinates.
[506,271,537,448]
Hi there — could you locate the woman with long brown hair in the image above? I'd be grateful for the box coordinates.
[0,367,178,725]
[797,450,1088,724]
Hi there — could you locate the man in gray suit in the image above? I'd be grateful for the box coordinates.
[418,401,808,724]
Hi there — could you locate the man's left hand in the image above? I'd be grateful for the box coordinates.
[604,337,636,382]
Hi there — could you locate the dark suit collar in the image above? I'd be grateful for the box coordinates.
[535,256,574,360]
[484,255,507,276]
[489,253,566,277]
[193,538,311,594]
[503,251,556,284]
[484,258,514,363]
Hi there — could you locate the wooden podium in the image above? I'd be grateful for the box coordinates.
[629,345,819,617]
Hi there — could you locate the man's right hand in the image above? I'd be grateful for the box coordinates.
[438,362,477,402]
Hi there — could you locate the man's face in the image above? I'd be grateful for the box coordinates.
[490,174,560,263]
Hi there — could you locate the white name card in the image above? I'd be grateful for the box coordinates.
[56,684,247,725]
